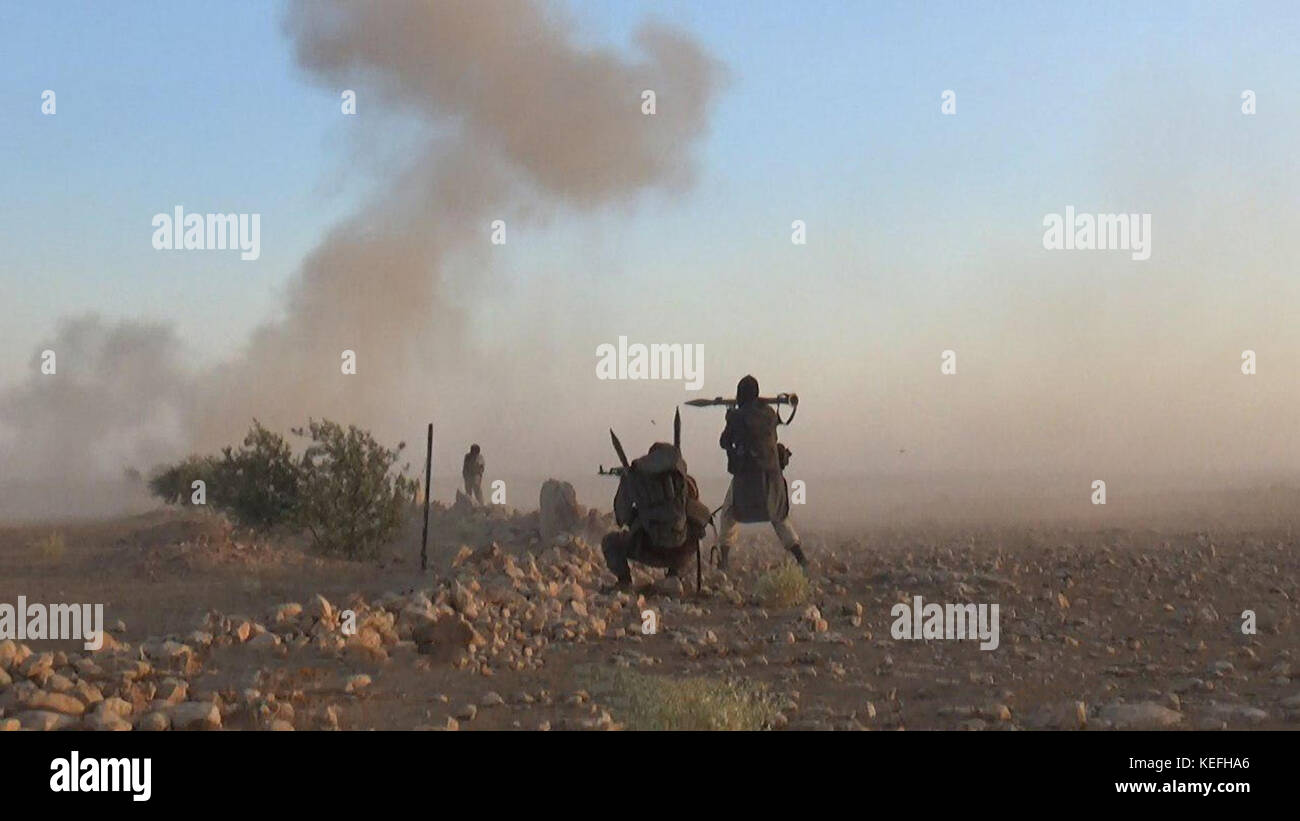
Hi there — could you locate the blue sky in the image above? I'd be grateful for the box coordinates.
[4,1,1300,481]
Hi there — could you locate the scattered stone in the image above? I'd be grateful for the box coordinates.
[84,713,132,731]
[1097,702,1182,730]
[1025,701,1087,730]
[307,594,334,623]
[155,678,188,706]
[97,697,133,720]
[26,691,85,717]
[414,614,484,659]
[0,640,22,671]
[1206,703,1268,725]
[271,602,304,623]
[248,632,281,649]
[17,710,76,731]
[169,701,222,731]
[135,712,170,731]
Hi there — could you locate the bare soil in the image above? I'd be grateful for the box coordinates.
[2,507,1297,731]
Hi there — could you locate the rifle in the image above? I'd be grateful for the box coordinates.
[599,407,676,477]
[684,392,799,424]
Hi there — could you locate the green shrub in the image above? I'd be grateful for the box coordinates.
[210,420,301,529]
[292,419,416,559]
[755,561,810,608]
[147,418,414,560]
[147,455,217,506]
[149,422,299,529]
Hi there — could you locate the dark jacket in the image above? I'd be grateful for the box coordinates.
[720,402,790,523]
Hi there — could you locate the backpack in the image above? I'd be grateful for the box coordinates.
[613,442,710,552]
[723,403,782,474]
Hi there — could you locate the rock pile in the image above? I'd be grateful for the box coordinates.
[426,479,612,558]
[0,524,692,731]
[0,636,226,732]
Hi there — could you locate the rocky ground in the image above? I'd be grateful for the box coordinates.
[1,486,1298,731]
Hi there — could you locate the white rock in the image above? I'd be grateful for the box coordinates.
[539,479,583,541]
[169,701,222,731]
[307,594,334,623]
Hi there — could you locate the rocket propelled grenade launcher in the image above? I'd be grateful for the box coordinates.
[684,392,799,424]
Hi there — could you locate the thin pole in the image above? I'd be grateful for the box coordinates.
[420,423,432,571]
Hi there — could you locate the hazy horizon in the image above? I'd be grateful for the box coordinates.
[5,0,1300,522]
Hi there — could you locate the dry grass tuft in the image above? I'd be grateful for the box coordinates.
[755,561,809,608]
[587,666,779,731]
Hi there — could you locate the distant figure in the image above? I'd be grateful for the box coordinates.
[462,444,485,505]
[716,374,805,570]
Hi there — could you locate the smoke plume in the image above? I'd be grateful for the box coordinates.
[1,0,722,510]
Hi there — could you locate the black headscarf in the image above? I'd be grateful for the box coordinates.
[736,375,759,405]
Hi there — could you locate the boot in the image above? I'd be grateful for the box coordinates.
[600,578,633,594]
[788,543,807,568]
[601,533,634,591]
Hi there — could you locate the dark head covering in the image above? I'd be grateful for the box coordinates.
[469,444,480,455]
[736,375,759,405]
